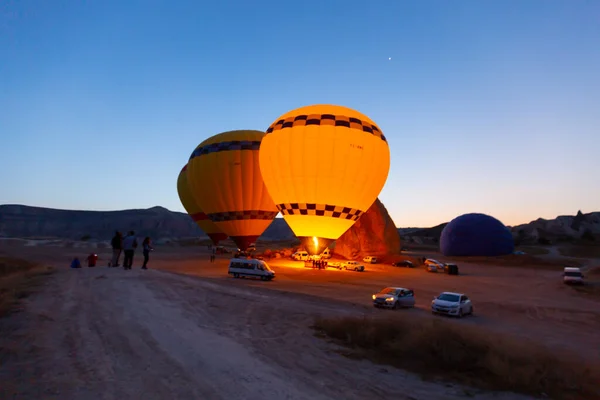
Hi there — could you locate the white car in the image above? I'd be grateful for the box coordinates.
[563,267,584,285]
[363,256,378,264]
[327,261,342,269]
[431,292,473,318]
[292,251,310,261]
[342,260,365,272]
[424,258,444,272]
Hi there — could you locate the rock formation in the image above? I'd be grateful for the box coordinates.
[0,204,296,241]
[333,198,401,260]
[510,211,600,244]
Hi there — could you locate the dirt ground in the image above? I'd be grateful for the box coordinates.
[1,238,599,400]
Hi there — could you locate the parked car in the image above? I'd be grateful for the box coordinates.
[425,258,444,272]
[363,256,378,264]
[563,266,584,285]
[391,260,414,268]
[431,292,473,317]
[327,261,342,269]
[443,263,459,275]
[292,251,310,261]
[426,263,438,272]
[372,287,416,309]
[424,258,444,268]
[215,246,229,254]
[341,261,365,272]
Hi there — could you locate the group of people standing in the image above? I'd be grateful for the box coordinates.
[110,231,154,269]
[312,258,328,269]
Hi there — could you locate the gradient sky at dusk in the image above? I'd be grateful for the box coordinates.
[1,0,598,227]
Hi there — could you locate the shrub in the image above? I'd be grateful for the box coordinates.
[313,315,599,399]
[0,257,54,316]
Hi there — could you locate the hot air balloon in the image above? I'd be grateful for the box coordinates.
[259,104,390,255]
[187,130,278,251]
[177,164,228,245]
[440,213,514,257]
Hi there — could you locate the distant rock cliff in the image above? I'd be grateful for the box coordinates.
[398,211,600,246]
[334,198,401,260]
[0,204,296,241]
[511,210,600,244]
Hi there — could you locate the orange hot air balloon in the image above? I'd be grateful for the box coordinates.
[187,130,278,251]
[259,104,390,255]
[177,164,228,245]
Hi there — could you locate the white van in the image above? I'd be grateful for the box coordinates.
[363,256,378,264]
[228,258,275,281]
[321,248,332,259]
[563,267,584,285]
[292,251,309,261]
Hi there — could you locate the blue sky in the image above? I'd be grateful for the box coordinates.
[1,0,598,227]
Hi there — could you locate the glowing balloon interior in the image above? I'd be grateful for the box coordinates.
[177,165,228,245]
[187,130,278,251]
[259,104,391,254]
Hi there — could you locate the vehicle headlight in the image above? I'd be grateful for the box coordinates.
[372,295,376,300]
[385,297,394,302]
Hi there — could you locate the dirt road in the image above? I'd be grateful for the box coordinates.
[0,265,533,400]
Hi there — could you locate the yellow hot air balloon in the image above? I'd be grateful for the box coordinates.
[177,164,228,245]
[259,104,390,255]
[187,130,278,251]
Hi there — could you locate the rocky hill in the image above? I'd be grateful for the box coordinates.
[2,204,596,248]
[334,198,401,260]
[511,210,600,245]
[0,204,296,241]
[399,211,600,246]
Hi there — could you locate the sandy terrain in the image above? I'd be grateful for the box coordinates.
[1,238,599,399]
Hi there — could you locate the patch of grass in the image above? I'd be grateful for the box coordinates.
[313,315,599,400]
[558,245,600,259]
[0,256,54,317]
[0,257,37,277]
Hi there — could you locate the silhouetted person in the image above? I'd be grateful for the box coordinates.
[70,257,81,269]
[110,231,123,267]
[87,253,98,267]
[122,231,138,270]
[141,237,153,269]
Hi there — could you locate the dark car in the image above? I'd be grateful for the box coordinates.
[444,263,459,275]
[391,260,414,268]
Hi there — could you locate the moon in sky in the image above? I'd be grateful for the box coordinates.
[388,57,392,61]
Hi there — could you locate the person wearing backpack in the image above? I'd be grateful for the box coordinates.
[122,231,138,270]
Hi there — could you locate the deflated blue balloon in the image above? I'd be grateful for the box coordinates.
[440,213,514,256]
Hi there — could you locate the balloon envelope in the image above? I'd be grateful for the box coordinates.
[187,130,278,251]
[440,213,515,257]
[177,164,228,245]
[259,104,390,254]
